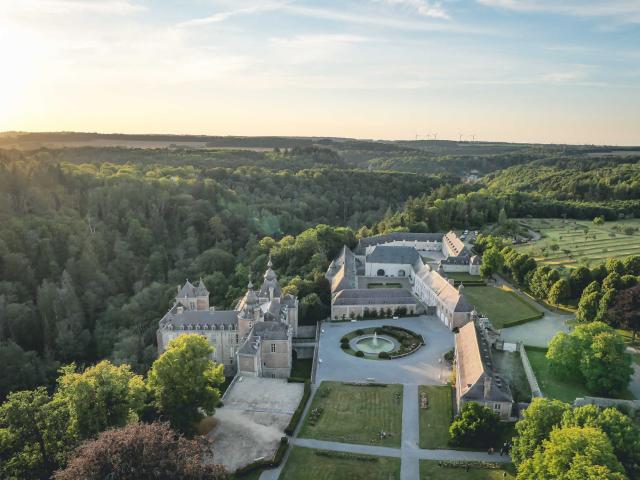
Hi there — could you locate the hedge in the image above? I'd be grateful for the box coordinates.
[284,380,311,435]
[233,436,289,477]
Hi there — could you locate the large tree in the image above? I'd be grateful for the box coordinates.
[0,388,75,480]
[511,397,570,465]
[53,422,226,480]
[147,334,224,436]
[562,405,640,478]
[480,246,503,279]
[449,402,500,448]
[55,360,146,440]
[518,426,626,480]
[547,322,633,396]
[608,284,640,343]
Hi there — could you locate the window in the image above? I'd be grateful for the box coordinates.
[271,343,276,353]
[235,334,239,343]
[493,403,501,410]
[271,373,276,378]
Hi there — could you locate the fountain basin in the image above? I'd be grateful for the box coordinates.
[351,334,397,355]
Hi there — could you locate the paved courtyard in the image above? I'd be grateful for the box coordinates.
[316,316,454,385]
[207,377,303,472]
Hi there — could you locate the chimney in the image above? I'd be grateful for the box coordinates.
[209,306,216,312]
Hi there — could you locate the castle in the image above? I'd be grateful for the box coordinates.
[156,260,298,379]
[326,232,480,329]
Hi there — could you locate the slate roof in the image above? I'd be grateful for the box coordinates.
[333,288,418,306]
[259,263,282,299]
[456,321,512,403]
[176,279,209,298]
[252,321,289,340]
[366,245,420,265]
[326,245,358,292]
[414,265,472,313]
[355,232,444,254]
[160,305,238,329]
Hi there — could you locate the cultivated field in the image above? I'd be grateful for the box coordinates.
[516,218,640,271]
[280,447,401,480]
[420,460,516,479]
[418,385,453,449]
[299,381,403,447]
[461,286,543,329]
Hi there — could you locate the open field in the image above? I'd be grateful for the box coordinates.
[280,447,401,480]
[526,349,635,402]
[420,460,516,480]
[515,218,640,271]
[418,385,453,449]
[299,381,403,447]
[461,286,543,329]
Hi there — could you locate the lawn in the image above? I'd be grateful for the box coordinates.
[299,381,403,447]
[280,447,401,480]
[418,385,453,449]
[526,349,590,402]
[420,460,516,480]
[291,358,312,379]
[516,218,640,272]
[461,286,543,329]
[527,349,636,402]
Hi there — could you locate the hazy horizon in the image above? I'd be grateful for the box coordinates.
[2,0,640,145]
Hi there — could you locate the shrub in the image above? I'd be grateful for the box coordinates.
[284,381,310,435]
[355,350,365,357]
[378,352,390,359]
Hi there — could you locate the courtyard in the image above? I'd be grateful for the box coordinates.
[316,316,454,385]
[206,377,303,472]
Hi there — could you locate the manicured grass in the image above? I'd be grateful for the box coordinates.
[280,447,401,480]
[526,349,590,402]
[299,381,403,447]
[516,218,640,272]
[420,460,516,480]
[418,385,453,449]
[461,286,543,329]
[291,358,312,379]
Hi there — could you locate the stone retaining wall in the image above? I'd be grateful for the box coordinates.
[519,342,543,398]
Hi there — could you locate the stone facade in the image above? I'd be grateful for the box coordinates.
[157,260,298,379]
[327,232,478,329]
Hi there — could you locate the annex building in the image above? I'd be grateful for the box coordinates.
[326,231,480,329]
[157,260,298,379]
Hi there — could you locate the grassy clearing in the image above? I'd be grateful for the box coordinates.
[526,349,635,402]
[280,447,401,480]
[299,381,403,447]
[461,286,543,329]
[516,218,640,272]
[418,385,453,449]
[420,460,516,480]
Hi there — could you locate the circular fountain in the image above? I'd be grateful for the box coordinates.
[352,331,397,355]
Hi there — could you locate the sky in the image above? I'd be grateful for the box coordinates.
[1,0,639,145]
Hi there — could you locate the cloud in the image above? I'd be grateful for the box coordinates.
[375,0,450,20]
[477,0,640,24]
[175,2,285,28]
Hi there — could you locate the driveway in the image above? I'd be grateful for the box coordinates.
[315,316,454,385]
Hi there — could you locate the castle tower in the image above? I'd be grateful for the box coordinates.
[238,279,260,338]
[259,258,282,301]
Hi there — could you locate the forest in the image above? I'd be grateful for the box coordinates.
[1,138,640,402]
